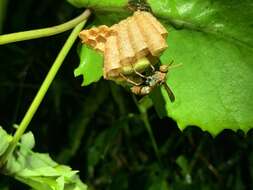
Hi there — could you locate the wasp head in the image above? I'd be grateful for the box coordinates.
[159,65,169,73]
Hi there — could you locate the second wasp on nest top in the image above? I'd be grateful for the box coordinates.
[79,11,168,79]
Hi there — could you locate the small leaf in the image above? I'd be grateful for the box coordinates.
[0,127,12,156]
[74,44,103,86]
[20,132,35,150]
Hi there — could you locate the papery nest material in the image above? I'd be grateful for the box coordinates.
[79,11,168,79]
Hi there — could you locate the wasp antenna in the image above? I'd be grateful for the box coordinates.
[169,63,183,70]
[168,60,174,66]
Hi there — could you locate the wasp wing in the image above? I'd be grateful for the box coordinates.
[163,83,175,102]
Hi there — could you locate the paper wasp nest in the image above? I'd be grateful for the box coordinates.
[79,11,168,79]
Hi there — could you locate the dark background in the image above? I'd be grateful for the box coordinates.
[0,0,253,190]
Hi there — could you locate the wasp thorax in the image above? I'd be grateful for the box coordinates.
[79,11,168,80]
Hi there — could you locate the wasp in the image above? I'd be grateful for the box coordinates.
[119,60,177,102]
[128,0,152,12]
[130,64,175,102]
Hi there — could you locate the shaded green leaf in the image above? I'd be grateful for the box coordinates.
[74,44,103,86]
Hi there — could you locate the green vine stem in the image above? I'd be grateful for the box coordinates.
[132,96,161,163]
[0,9,91,45]
[140,111,161,163]
[0,13,90,165]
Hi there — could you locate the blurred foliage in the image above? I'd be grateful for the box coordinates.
[0,0,8,33]
[0,128,87,190]
[0,0,253,190]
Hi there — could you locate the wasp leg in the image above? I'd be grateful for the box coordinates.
[149,64,155,72]
[167,59,183,69]
[132,65,147,79]
[119,73,143,86]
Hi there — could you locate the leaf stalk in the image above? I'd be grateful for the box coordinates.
[0,9,91,45]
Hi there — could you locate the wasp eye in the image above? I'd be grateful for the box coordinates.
[159,65,169,73]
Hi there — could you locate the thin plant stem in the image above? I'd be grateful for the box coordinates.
[0,9,91,45]
[132,95,161,163]
[0,15,90,165]
[141,111,161,163]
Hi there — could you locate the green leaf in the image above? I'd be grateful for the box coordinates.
[0,127,12,156]
[154,0,253,135]
[74,44,103,86]
[1,128,87,190]
[148,0,253,46]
